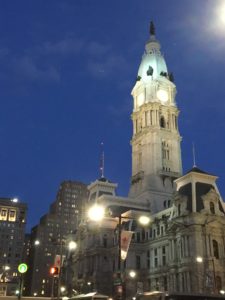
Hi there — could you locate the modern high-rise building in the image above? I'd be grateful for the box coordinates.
[71,22,225,299]
[0,197,27,296]
[26,180,88,297]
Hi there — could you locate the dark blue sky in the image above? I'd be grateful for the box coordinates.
[0,1,225,230]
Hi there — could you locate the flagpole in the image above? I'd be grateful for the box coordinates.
[118,215,121,273]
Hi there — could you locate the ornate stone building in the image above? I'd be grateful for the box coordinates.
[71,23,225,298]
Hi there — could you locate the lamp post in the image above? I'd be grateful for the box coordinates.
[57,240,77,300]
[88,204,150,300]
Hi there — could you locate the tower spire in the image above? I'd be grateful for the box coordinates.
[149,21,155,36]
[99,142,104,178]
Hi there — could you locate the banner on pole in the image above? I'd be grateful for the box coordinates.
[120,230,133,260]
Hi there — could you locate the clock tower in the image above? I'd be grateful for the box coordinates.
[129,22,182,212]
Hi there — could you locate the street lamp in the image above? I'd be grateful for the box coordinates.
[88,204,151,300]
[57,240,77,300]
[68,241,77,251]
[129,271,136,279]
[34,240,40,246]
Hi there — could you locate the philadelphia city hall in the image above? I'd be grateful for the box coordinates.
[66,23,225,298]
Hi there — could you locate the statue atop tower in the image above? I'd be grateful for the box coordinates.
[149,21,155,36]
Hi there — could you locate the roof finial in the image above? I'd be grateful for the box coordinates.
[99,142,105,178]
[192,142,197,167]
[150,21,155,36]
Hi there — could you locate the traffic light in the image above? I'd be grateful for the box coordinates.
[50,266,59,276]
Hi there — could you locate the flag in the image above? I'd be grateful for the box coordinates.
[120,230,133,260]
[54,255,61,269]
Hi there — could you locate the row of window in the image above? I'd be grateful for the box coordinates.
[0,209,16,221]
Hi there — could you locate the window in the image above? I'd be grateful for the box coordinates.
[213,240,219,259]
[162,246,166,266]
[103,234,107,248]
[160,116,165,128]
[154,248,158,267]
[136,255,141,269]
[210,202,215,214]
[136,232,141,243]
[216,276,222,291]
[0,209,7,221]
[147,250,150,268]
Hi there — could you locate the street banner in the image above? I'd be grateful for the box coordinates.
[54,254,66,270]
[120,230,133,260]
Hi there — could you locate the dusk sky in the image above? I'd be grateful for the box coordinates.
[0,1,225,230]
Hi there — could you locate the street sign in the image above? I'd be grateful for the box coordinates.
[18,263,28,273]
[113,278,122,286]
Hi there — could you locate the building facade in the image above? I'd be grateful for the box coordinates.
[71,23,225,299]
[0,197,27,296]
[26,180,88,297]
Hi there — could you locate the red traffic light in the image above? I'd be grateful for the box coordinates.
[50,266,59,275]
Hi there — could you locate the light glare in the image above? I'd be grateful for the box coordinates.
[68,241,77,250]
[196,256,203,263]
[138,215,150,225]
[88,204,105,222]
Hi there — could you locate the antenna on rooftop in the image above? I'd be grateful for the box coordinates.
[99,142,105,178]
[192,142,197,167]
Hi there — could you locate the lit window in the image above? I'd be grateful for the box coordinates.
[9,210,16,222]
[0,209,8,221]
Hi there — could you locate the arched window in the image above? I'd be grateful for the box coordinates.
[213,240,219,259]
[210,202,215,214]
[160,116,165,128]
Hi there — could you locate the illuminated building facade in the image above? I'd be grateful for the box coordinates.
[71,23,225,298]
[0,197,27,296]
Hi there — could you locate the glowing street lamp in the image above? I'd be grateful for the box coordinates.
[129,270,136,278]
[88,204,105,222]
[88,203,150,300]
[68,241,77,251]
[138,215,151,226]
[34,240,40,246]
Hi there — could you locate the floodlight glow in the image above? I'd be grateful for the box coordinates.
[34,240,40,246]
[138,215,150,226]
[88,204,105,222]
[196,256,203,263]
[129,270,136,278]
[12,198,18,203]
[68,241,77,250]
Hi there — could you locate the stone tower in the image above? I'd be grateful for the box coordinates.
[129,22,182,213]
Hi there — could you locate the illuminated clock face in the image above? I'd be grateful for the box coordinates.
[157,89,169,103]
[137,93,144,107]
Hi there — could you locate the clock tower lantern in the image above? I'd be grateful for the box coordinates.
[129,22,182,212]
